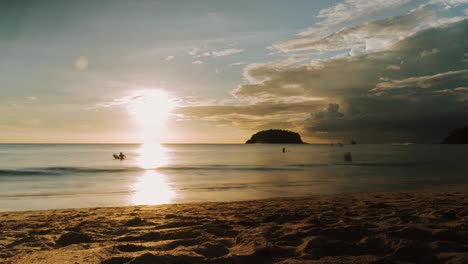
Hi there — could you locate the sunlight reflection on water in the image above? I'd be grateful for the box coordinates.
[131,170,175,205]
[130,143,175,205]
[136,143,168,169]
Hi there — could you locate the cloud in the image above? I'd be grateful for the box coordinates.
[178,100,323,118]
[229,19,468,143]
[188,48,199,56]
[177,100,325,130]
[429,0,468,7]
[74,56,88,71]
[211,48,243,57]
[194,48,244,58]
[386,65,401,70]
[305,96,468,143]
[274,8,433,53]
[192,60,203,65]
[372,69,468,92]
[316,0,411,26]
[229,62,247,66]
[236,19,468,100]
[165,55,175,61]
[420,48,440,58]
[311,103,344,120]
[273,0,467,55]
[272,0,416,54]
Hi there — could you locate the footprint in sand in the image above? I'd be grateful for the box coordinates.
[194,242,229,258]
[114,243,146,252]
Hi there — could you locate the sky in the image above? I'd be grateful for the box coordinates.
[1,0,467,143]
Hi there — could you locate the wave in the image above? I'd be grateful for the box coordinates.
[0,190,133,198]
[0,161,454,177]
[157,165,311,171]
[158,162,443,171]
[334,162,439,167]
[0,167,142,176]
[178,181,324,191]
[0,165,307,176]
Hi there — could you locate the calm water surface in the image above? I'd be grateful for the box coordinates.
[1,144,467,211]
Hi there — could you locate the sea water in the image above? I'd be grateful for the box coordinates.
[0,144,467,211]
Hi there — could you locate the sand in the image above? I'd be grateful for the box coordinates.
[1,190,468,264]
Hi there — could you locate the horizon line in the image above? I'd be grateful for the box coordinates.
[0,142,245,145]
[0,142,336,145]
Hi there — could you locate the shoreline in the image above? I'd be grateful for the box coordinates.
[1,189,467,263]
[3,183,468,213]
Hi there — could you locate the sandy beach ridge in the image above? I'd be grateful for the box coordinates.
[1,190,467,263]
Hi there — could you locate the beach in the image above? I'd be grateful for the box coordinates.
[2,189,467,264]
[3,1,468,263]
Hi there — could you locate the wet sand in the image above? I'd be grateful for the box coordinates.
[1,190,468,264]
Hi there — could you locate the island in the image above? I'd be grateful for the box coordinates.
[442,126,468,144]
[245,129,305,144]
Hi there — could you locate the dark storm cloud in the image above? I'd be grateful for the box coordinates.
[305,96,468,143]
[372,69,468,93]
[233,19,468,143]
[312,103,344,120]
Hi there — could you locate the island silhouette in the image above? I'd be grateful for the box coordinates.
[245,129,305,144]
[443,126,468,144]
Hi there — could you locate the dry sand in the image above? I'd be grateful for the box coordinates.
[1,190,468,264]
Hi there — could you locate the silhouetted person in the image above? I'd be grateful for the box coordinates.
[282,147,285,153]
[343,152,352,162]
[119,152,125,160]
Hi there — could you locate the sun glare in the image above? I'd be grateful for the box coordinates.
[126,89,175,141]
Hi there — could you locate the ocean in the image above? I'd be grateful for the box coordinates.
[1,144,467,211]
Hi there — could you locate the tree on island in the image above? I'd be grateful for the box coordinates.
[245,129,305,144]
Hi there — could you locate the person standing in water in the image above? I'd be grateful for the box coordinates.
[118,152,125,160]
[282,147,286,153]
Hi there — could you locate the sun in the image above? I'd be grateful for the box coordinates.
[126,89,176,143]
[126,89,175,140]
